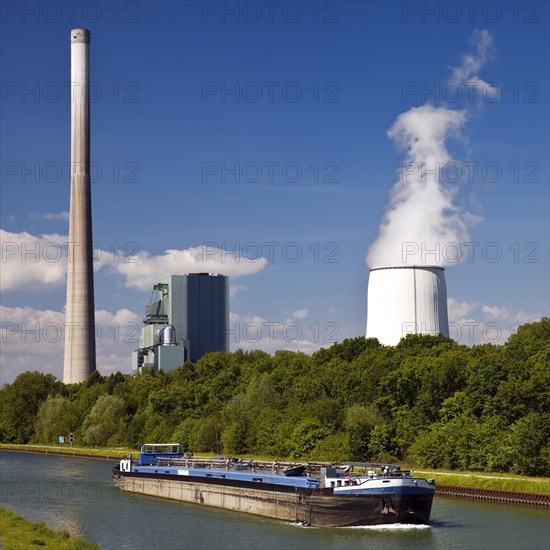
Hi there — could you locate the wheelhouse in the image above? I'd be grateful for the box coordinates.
[137,443,183,465]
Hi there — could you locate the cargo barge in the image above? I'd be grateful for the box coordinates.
[112,444,435,527]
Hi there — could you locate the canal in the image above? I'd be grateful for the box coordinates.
[0,452,548,549]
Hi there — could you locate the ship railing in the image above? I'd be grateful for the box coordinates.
[153,457,412,478]
[158,457,307,473]
[155,457,327,475]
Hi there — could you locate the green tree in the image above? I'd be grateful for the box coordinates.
[408,427,447,468]
[34,396,78,444]
[188,414,222,453]
[367,422,398,462]
[221,420,248,454]
[148,389,175,416]
[172,417,199,451]
[288,419,330,460]
[345,404,381,460]
[505,317,550,360]
[499,413,550,476]
[1,318,547,476]
[246,407,281,455]
[83,395,126,446]
[314,433,350,462]
[0,371,61,443]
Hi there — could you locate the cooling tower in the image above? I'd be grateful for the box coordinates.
[366,265,449,346]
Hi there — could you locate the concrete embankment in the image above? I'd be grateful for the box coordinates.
[436,485,549,506]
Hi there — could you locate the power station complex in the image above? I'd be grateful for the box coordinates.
[131,274,229,375]
[366,265,449,346]
[62,30,229,382]
[61,29,448,383]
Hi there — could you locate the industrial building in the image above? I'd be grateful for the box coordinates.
[132,273,229,374]
[366,265,449,346]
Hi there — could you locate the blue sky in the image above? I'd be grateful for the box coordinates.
[1,1,548,383]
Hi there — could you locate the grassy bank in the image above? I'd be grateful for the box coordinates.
[2,444,548,495]
[0,506,99,549]
[410,469,550,495]
[0,444,136,460]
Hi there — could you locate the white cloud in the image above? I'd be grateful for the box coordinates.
[229,312,332,355]
[43,211,70,221]
[480,304,510,321]
[0,229,113,293]
[447,297,478,319]
[229,284,247,297]
[481,304,539,325]
[1,230,69,292]
[110,246,268,291]
[0,305,141,383]
[1,229,268,293]
[447,297,542,345]
[29,211,70,222]
[291,308,310,319]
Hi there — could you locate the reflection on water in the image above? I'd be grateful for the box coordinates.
[1,451,548,550]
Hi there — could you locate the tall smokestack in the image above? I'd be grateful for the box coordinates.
[63,29,96,383]
[366,265,449,346]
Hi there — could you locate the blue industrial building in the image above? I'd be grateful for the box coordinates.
[132,273,229,374]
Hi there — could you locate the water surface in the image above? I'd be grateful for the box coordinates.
[1,452,547,550]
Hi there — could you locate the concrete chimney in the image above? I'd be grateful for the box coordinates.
[63,29,96,383]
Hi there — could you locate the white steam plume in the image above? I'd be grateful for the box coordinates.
[451,29,496,95]
[367,30,494,268]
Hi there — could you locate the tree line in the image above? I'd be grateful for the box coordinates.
[1,319,548,476]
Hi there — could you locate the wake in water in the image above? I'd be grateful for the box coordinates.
[289,522,432,530]
[346,523,432,530]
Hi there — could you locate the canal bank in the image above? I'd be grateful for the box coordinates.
[0,506,100,549]
[1,445,548,506]
[436,485,549,506]
[0,444,127,462]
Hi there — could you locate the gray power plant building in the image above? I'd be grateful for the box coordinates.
[132,273,229,374]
